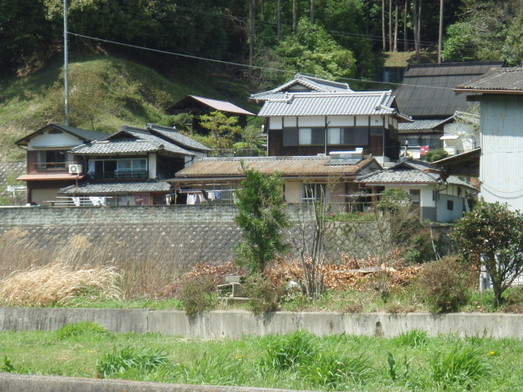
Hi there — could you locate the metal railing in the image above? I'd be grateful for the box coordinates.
[90,170,149,180]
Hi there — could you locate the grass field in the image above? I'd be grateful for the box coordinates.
[0,324,522,392]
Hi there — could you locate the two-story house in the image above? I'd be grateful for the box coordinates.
[59,123,210,206]
[453,67,523,211]
[15,123,107,205]
[256,90,410,163]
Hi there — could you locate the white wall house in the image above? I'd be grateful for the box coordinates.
[455,68,523,212]
[357,160,477,223]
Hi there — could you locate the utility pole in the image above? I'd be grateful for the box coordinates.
[438,0,444,63]
[63,0,70,126]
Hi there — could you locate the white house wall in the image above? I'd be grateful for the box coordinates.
[480,96,523,211]
[298,116,324,127]
[28,132,84,150]
[284,181,302,203]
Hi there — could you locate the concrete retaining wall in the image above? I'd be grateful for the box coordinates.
[0,374,320,392]
[1,308,522,339]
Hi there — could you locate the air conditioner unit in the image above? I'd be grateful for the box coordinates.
[68,164,83,174]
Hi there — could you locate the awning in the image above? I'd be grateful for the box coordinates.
[17,173,84,181]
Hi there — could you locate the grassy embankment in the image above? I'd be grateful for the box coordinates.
[0,324,522,392]
[0,54,256,161]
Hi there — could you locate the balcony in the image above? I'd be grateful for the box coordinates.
[91,170,149,180]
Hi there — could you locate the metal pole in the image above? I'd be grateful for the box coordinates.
[63,0,70,126]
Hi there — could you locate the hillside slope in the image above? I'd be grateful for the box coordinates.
[0,56,257,160]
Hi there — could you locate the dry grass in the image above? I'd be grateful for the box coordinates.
[0,261,121,306]
[0,227,194,302]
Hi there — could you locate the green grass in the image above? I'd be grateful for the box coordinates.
[0,54,256,160]
[0,325,522,391]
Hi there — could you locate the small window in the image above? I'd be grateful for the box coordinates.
[302,183,326,202]
[409,189,421,204]
[283,128,298,146]
[447,200,454,210]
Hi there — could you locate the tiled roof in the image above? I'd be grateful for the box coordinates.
[251,73,352,101]
[257,91,410,120]
[394,62,505,118]
[398,118,451,132]
[72,127,197,156]
[357,160,475,189]
[15,123,108,146]
[146,124,211,151]
[455,67,523,93]
[175,156,376,179]
[60,181,171,195]
[72,139,165,154]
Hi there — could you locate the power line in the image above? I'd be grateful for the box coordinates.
[171,4,439,46]
[68,31,456,92]
[68,32,290,74]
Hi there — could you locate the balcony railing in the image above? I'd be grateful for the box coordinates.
[91,170,149,180]
[35,161,68,170]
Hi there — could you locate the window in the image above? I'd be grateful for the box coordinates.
[447,200,454,211]
[328,127,369,145]
[93,158,147,179]
[36,150,67,170]
[299,128,324,145]
[283,128,298,146]
[409,189,421,205]
[302,183,326,202]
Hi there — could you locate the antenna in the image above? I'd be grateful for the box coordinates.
[63,0,70,126]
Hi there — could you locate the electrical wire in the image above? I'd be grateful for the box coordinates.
[68,31,456,91]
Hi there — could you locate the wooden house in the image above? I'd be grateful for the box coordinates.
[15,123,107,205]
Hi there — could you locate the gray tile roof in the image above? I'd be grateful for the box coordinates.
[72,127,196,156]
[60,181,171,195]
[251,73,352,101]
[455,67,523,93]
[257,91,409,120]
[398,118,451,132]
[394,62,505,118]
[146,124,211,151]
[72,139,166,154]
[357,160,475,189]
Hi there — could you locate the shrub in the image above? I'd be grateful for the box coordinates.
[453,201,523,307]
[96,347,169,378]
[55,322,112,339]
[176,275,217,317]
[243,273,283,314]
[404,231,438,264]
[430,345,490,389]
[261,330,317,371]
[424,148,448,162]
[416,257,471,313]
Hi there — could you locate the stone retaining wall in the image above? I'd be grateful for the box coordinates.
[0,205,392,263]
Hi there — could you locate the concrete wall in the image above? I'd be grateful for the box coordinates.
[0,374,315,392]
[1,308,523,339]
